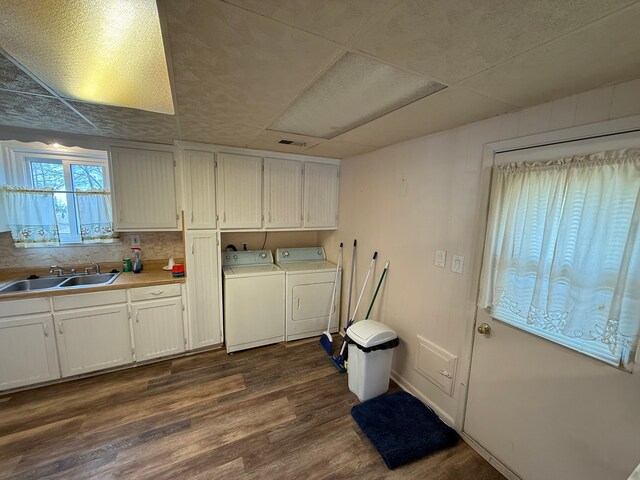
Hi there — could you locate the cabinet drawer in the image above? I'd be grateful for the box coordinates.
[130,283,181,302]
[52,290,127,311]
[0,297,51,318]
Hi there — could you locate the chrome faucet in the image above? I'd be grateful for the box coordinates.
[84,263,101,275]
[49,265,65,276]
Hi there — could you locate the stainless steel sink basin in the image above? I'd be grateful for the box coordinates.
[59,273,119,287]
[0,272,120,294]
[0,276,67,293]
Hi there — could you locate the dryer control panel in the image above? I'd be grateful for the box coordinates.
[275,247,326,263]
[222,250,274,267]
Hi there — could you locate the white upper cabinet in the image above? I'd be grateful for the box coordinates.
[264,158,303,229]
[184,150,217,229]
[217,153,262,229]
[304,162,339,228]
[110,146,179,230]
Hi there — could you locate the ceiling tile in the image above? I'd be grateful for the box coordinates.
[0,90,98,134]
[460,4,640,107]
[178,117,264,147]
[164,0,340,131]
[305,140,377,159]
[223,0,392,44]
[0,54,50,95]
[352,0,636,84]
[247,130,324,153]
[335,86,515,147]
[70,102,179,144]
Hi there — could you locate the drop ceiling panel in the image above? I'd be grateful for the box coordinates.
[0,90,98,134]
[352,0,636,84]
[305,140,377,159]
[247,130,324,153]
[0,54,50,96]
[178,118,264,148]
[223,0,394,44]
[70,102,179,144]
[461,4,640,107]
[164,0,340,130]
[335,87,514,147]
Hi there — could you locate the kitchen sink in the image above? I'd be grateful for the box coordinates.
[0,272,120,294]
[59,273,120,287]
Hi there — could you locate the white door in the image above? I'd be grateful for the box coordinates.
[110,146,178,230]
[185,230,222,349]
[217,153,262,229]
[184,150,217,229]
[131,298,185,361]
[304,162,339,228]
[0,314,60,390]
[464,133,640,480]
[264,157,302,229]
[54,305,132,377]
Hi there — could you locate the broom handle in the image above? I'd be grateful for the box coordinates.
[327,243,342,328]
[345,240,357,321]
[350,251,377,323]
[365,261,389,319]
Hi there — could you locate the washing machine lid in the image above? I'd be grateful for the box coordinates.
[223,264,283,278]
[277,261,337,273]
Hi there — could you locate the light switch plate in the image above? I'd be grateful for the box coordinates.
[452,255,464,274]
[434,250,446,268]
[130,234,141,247]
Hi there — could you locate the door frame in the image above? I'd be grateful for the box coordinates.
[455,113,640,479]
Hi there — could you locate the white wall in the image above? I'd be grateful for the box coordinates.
[319,76,640,428]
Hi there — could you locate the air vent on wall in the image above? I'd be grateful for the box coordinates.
[278,139,307,147]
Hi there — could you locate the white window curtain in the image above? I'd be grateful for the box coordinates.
[76,191,116,243]
[0,186,60,247]
[479,148,640,369]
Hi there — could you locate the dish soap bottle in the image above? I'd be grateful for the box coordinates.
[131,247,143,274]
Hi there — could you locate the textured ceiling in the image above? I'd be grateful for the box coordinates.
[1,0,640,157]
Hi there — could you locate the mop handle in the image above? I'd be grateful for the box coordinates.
[346,239,357,320]
[327,243,342,323]
[350,251,377,322]
[365,261,389,319]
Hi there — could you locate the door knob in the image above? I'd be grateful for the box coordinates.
[477,322,491,335]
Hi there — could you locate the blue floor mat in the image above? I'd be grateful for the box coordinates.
[351,391,459,469]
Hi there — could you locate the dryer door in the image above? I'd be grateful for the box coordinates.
[292,282,334,321]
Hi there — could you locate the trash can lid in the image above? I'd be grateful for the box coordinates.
[348,320,397,348]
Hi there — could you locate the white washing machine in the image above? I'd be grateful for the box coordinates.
[275,247,341,341]
[222,250,285,353]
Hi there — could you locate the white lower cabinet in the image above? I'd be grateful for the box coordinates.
[0,313,60,390]
[54,305,133,377]
[131,297,185,361]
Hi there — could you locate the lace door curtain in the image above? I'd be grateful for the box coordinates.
[478,149,640,368]
[1,186,60,247]
[76,191,115,243]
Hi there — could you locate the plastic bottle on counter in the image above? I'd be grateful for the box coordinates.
[131,248,143,274]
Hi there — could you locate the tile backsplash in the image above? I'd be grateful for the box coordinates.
[0,231,184,269]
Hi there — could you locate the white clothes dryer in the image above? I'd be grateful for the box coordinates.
[222,250,284,353]
[275,247,341,341]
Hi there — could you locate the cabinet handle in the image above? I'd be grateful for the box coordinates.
[58,322,63,334]
[192,242,195,254]
[191,211,194,222]
[296,298,300,309]
[135,312,139,323]
[43,322,48,337]
[150,291,164,296]
[268,212,272,223]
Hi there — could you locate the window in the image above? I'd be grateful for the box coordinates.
[479,147,640,369]
[1,143,114,247]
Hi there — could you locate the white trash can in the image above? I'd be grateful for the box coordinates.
[347,320,399,401]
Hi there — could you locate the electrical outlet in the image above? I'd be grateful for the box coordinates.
[452,255,464,274]
[130,234,141,247]
[435,250,446,268]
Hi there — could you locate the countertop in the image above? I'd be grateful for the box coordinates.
[0,260,185,301]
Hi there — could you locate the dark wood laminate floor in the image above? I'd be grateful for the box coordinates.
[0,336,505,479]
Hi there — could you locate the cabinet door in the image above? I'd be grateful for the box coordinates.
[54,305,132,377]
[131,298,185,361]
[304,162,339,228]
[184,150,217,229]
[217,153,262,229]
[110,147,178,230]
[264,158,302,229]
[0,314,60,391]
[185,230,222,349]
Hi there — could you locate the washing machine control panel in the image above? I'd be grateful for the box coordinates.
[275,247,326,263]
[221,250,274,267]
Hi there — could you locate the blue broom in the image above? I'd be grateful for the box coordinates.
[320,243,342,355]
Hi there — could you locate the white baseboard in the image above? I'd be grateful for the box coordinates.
[461,432,522,480]
[390,369,456,428]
